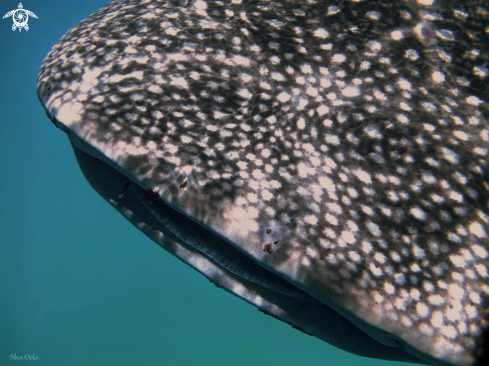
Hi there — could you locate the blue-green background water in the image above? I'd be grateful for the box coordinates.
[0,1,414,365]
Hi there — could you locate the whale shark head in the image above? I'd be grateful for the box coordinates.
[37,1,489,365]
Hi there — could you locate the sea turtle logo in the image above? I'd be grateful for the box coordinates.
[3,3,37,32]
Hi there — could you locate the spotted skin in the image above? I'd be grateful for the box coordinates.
[37,0,489,365]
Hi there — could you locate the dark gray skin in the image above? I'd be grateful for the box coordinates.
[37,1,489,365]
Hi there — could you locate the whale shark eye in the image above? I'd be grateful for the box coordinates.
[46,85,52,91]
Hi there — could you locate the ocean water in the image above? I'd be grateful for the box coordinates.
[0,1,416,365]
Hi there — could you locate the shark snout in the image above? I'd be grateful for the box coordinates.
[36,79,59,128]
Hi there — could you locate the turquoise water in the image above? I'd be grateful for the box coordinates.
[0,1,414,365]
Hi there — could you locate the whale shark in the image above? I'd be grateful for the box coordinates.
[37,0,489,365]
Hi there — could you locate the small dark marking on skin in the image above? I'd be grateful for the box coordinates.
[46,85,52,91]
[118,182,131,199]
[263,240,279,254]
[300,304,305,309]
[179,179,188,189]
[266,228,272,234]
[263,243,274,254]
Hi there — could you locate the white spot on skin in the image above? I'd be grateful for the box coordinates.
[148,85,163,94]
[271,72,285,81]
[240,73,252,82]
[441,326,457,339]
[450,255,466,268]
[342,86,360,97]
[261,190,273,201]
[233,55,251,66]
[325,213,338,226]
[328,203,342,214]
[297,99,308,110]
[374,253,386,264]
[432,71,445,83]
[368,40,382,52]
[449,191,463,202]
[429,295,444,305]
[319,177,336,191]
[305,215,318,225]
[417,303,429,317]
[325,134,340,145]
[369,263,382,277]
[340,231,356,244]
[165,27,180,35]
[317,105,329,116]
[320,79,332,88]
[332,54,346,63]
[313,28,329,38]
[397,78,412,90]
[470,292,481,304]
[354,169,371,184]
[252,169,265,180]
[453,130,469,141]
[431,311,444,328]
[469,222,486,238]
[472,244,488,258]
[194,0,207,9]
[170,77,188,89]
[391,30,403,40]
[296,117,307,130]
[366,222,381,236]
[306,86,319,97]
[410,289,421,300]
[361,241,372,254]
[475,264,488,278]
[301,64,312,74]
[349,251,361,263]
[410,207,426,220]
[384,282,395,295]
[277,92,291,102]
[237,89,252,99]
[448,284,464,299]
[360,61,371,70]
